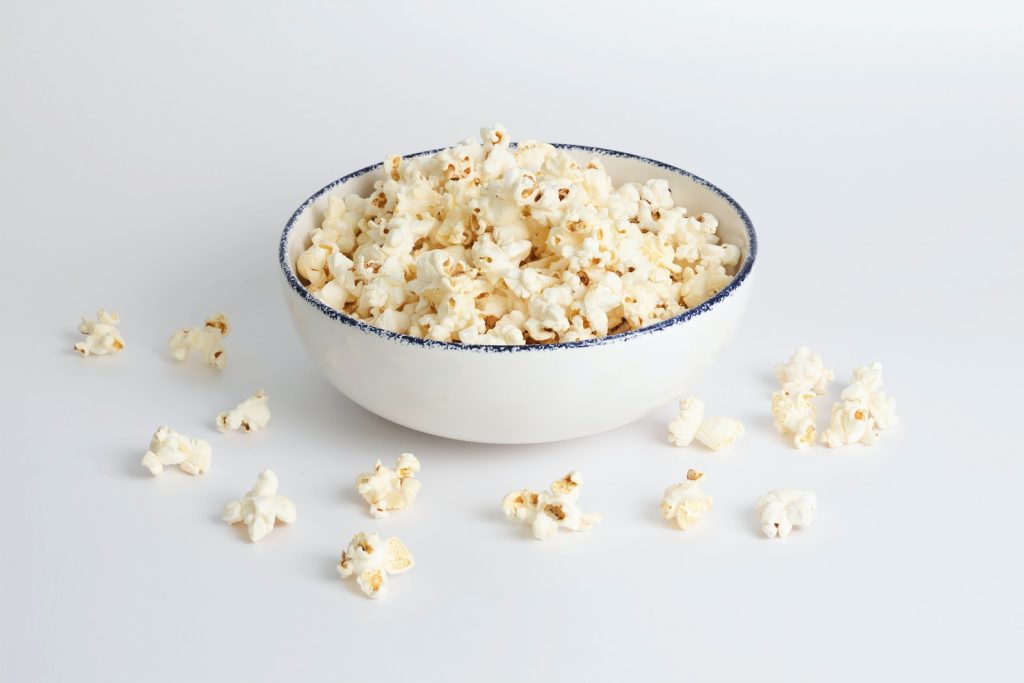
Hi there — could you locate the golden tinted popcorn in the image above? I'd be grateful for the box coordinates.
[141,426,211,476]
[73,309,124,356]
[355,453,421,518]
[337,532,414,599]
[770,389,817,449]
[501,470,601,540]
[695,416,745,451]
[223,469,296,543]
[295,126,742,344]
[217,390,270,433]
[668,397,705,447]
[756,490,817,538]
[169,313,229,369]
[661,469,713,530]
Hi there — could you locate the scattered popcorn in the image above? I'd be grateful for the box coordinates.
[775,346,834,395]
[660,469,713,530]
[355,453,421,518]
[821,363,897,447]
[169,313,230,369]
[141,425,211,476]
[695,416,745,451]
[223,469,296,543]
[667,397,705,447]
[501,470,602,540]
[756,490,817,538]
[296,125,743,345]
[217,390,270,433]
[73,309,124,356]
[770,388,817,449]
[337,532,414,599]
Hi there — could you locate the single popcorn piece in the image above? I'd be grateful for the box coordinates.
[337,532,414,599]
[217,390,270,433]
[775,346,834,395]
[667,397,705,447]
[223,469,296,543]
[73,309,124,356]
[141,425,212,476]
[756,490,817,538]
[168,313,230,369]
[660,469,713,530]
[821,363,897,448]
[501,470,602,540]
[695,416,745,451]
[294,125,743,345]
[770,389,817,449]
[355,453,421,518]
[851,362,898,429]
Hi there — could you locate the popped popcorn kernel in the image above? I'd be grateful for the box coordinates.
[770,388,817,449]
[223,469,296,543]
[216,390,270,433]
[73,309,124,356]
[501,470,601,540]
[695,416,745,451]
[756,490,817,538]
[775,346,834,395]
[355,452,421,518]
[821,363,897,448]
[169,313,230,369]
[661,469,713,530]
[337,532,414,599]
[668,397,705,447]
[141,425,211,476]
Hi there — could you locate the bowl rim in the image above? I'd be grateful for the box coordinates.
[279,143,757,353]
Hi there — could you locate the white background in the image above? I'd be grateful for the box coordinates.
[2,1,1022,680]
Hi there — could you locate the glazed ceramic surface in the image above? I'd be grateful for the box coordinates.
[279,146,757,443]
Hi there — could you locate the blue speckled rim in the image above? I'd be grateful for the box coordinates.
[279,144,757,352]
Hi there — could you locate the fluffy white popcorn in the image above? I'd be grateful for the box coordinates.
[355,453,421,519]
[667,397,705,447]
[217,390,270,433]
[169,313,229,369]
[775,346,834,395]
[661,469,713,530]
[501,470,602,540]
[73,309,124,356]
[141,425,211,476]
[337,532,414,599]
[756,490,817,538]
[770,389,817,449]
[851,362,898,429]
[295,126,743,345]
[223,469,296,543]
[822,363,897,447]
[695,416,745,451]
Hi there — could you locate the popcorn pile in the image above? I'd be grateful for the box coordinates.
[295,125,742,344]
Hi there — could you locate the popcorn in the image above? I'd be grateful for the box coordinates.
[73,309,124,356]
[141,426,211,476]
[756,490,817,538]
[695,416,745,451]
[821,363,897,448]
[223,469,296,543]
[296,126,742,344]
[667,397,705,447]
[775,346,834,395]
[501,470,602,540]
[770,389,817,449]
[355,453,421,518]
[169,313,229,369]
[660,469,713,530]
[337,532,414,599]
[216,390,270,433]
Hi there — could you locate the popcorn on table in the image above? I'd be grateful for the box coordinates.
[822,362,897,448]
[667,397,705,447]
[501,470,601,540]
[337,532,414,599]
[73,309,124,356]
[169,313,230,369]
[217,390,270,433]
[223,469,296,543]
[756,490,817,538]
[355,453,421,519]
[661,469,713,530]
[141,426,211,476]
[775,346,834,395]
[770,388,817,449]
[695,416,745,451]
[295,125,743,345]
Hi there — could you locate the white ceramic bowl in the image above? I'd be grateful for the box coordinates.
[279,145,757,444]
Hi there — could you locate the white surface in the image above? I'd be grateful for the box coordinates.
[2,1,1021,680]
